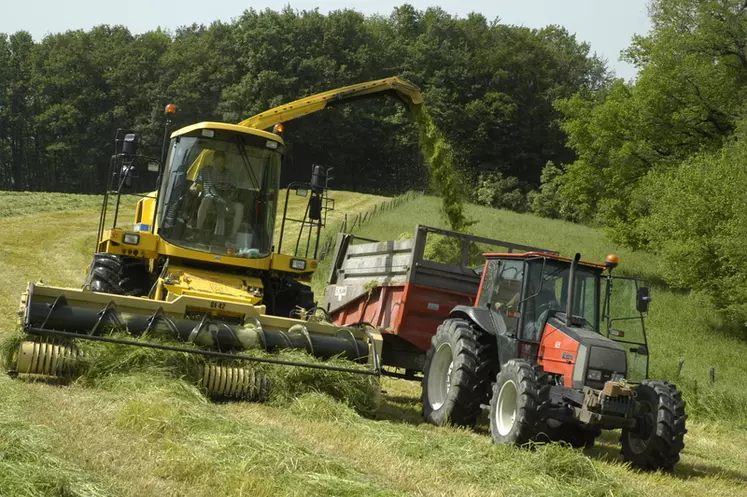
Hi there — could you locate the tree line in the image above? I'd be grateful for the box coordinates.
[536,0,747,328]
[0,5,607,195]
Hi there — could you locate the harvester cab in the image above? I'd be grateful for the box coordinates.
[422,252,687,470]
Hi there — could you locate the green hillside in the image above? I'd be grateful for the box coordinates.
[0,192,746,497]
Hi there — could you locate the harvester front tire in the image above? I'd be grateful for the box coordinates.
[421,318,493,427]
[88,253,150,297]
[489,359,549,445]
[621,380,687,471]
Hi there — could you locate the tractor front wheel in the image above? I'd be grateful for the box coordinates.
[421,318,493,427]
[489,359,550,445]
[621,380,687,470]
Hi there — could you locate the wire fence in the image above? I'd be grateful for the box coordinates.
[318,191,419,260]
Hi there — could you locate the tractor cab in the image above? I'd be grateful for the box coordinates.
[476,252,651,384]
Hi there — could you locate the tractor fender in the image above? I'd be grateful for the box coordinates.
[449,306,497,335]
[448,306,518,366]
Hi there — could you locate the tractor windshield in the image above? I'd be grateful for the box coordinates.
[521,259,601,341]
[157,131,282,258]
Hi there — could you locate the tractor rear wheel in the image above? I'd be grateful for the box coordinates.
[87,253,151,297]
[621,380,687,470]
[421,318,493,427]
[489,359,550,445]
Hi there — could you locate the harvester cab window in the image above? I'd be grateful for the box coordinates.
[479,259,525,337]
[158,134,282,258]
[521,259,600,342]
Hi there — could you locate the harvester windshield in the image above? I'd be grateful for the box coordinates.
[158,128,282,258]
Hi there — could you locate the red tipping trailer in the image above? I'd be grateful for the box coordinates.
[322,225,556,378]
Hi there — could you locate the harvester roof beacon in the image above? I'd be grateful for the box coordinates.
[11,76,429,399]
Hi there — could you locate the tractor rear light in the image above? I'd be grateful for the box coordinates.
[290,259,306,270]
[587,369,602,381]
[123,233,140,245]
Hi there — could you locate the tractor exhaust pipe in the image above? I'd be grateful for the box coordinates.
[566,253,581,326]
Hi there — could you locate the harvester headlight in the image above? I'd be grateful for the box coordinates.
[587,369,603,381]
[123,233,140,245]
[247,286,263,298]
[266,140,279,149]
[290,259,307,270]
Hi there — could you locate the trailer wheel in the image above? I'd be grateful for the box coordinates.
[88,253,151,297]
[421,318,493,427]
[489,359,549,445]
[621,380,687,470]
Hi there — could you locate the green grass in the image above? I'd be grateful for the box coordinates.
[1,191,747,496]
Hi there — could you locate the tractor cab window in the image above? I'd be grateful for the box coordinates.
[479,259,525,336]
[521,259,600,341]
[158,133,282,258]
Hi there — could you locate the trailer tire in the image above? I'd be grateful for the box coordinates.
[489,359,550,445]
[421,318,493,427]
[621,380,687,471]
[88,253,151,297]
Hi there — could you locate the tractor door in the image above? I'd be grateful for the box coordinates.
[603,276,651,381]
[477,258,526,363]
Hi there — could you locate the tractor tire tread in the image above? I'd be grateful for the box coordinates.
[621,379,687,470]
[490,359,550,446]
[422,318,494,427]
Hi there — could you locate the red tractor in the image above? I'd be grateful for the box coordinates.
[421,251,687,470]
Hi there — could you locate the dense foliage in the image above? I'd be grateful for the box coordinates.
[0,6,606,194]
[545,0,747,326]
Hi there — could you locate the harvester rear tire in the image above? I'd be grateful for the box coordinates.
[621,380,687,471]
[489,359,550,445]
[421,318,493,427]
[88,253,151,297]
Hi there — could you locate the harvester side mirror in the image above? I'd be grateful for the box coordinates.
[636,287,651,313]
[311,165,326,192]
[122,133,139,156]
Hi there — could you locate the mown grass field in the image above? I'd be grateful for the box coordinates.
[1,191,746,497]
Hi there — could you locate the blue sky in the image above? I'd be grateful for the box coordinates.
[1,0,650,80]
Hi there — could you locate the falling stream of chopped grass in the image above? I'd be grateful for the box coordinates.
[412,104,468,232]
